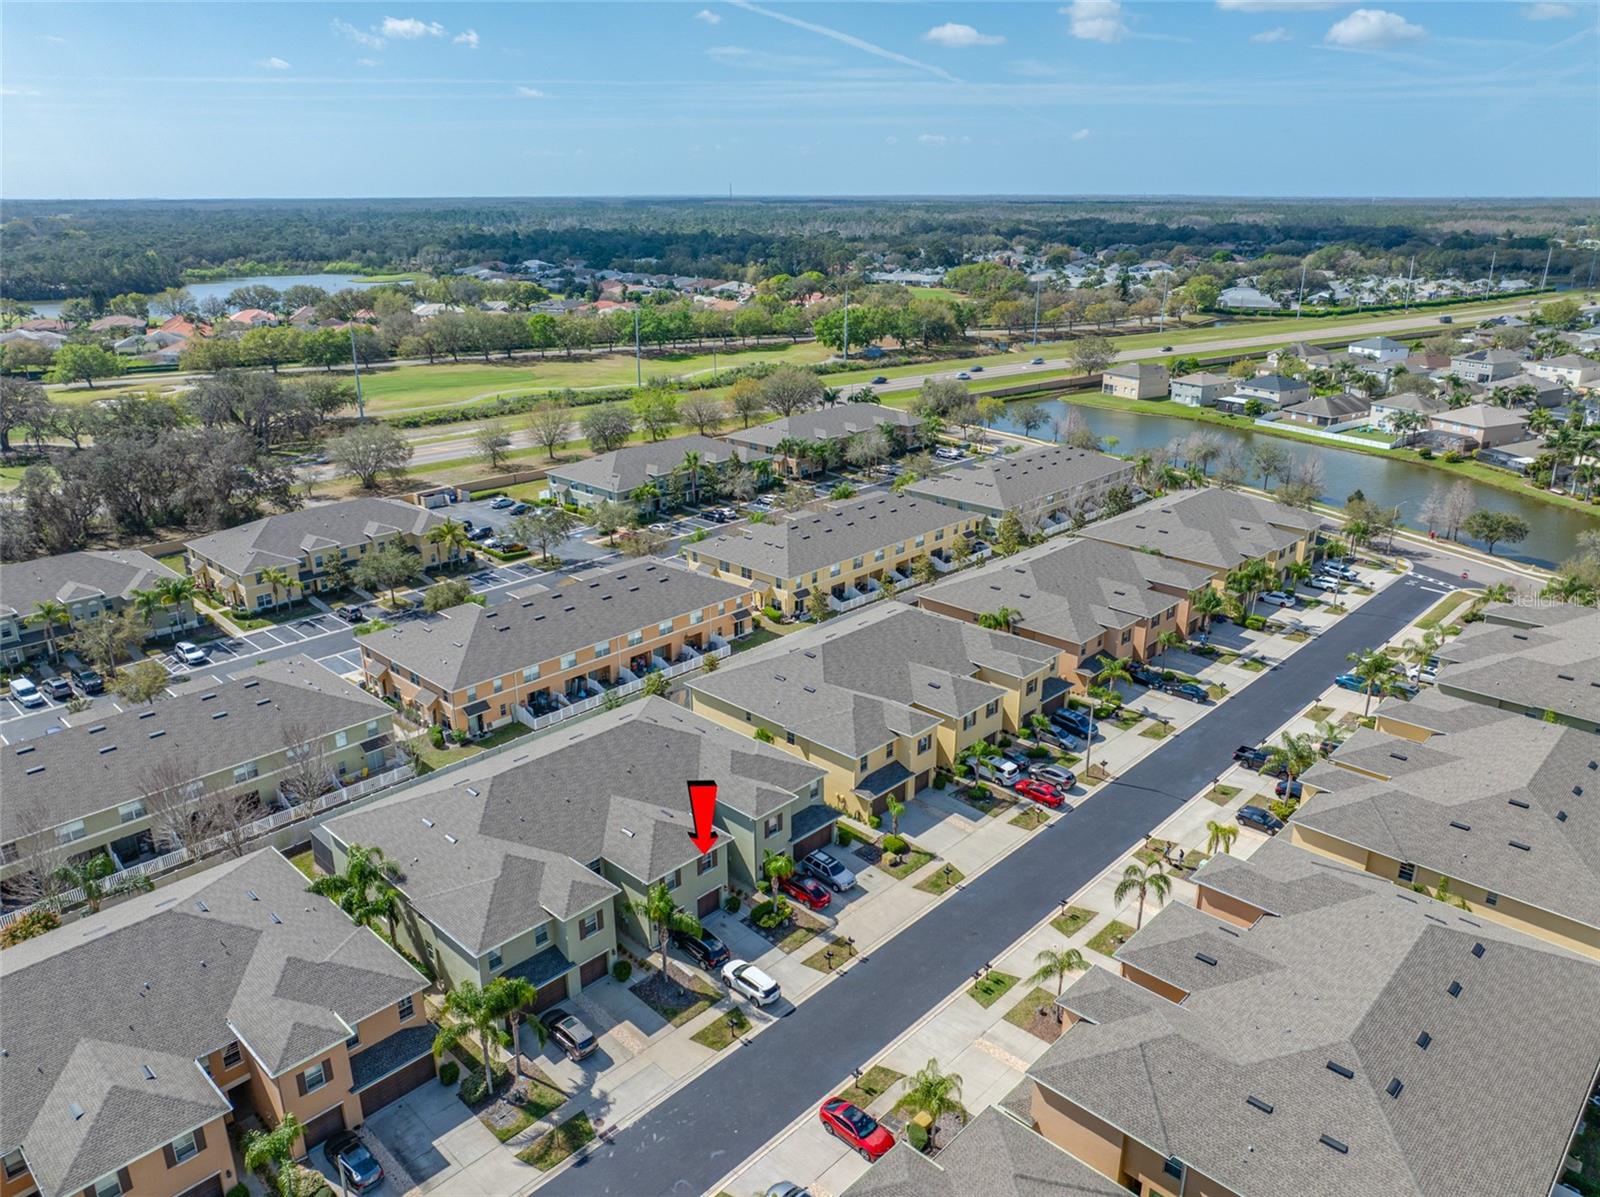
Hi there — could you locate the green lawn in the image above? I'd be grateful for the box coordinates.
[690,1007,750,1051]
[1306,704,1334,722]
[839,1065,904,1110]
[1003,986,1061,1031]
[414,722,533,773]
[516,1112,596,1171]
[967,970,1021,1008]
[800,937,857,972]
[878,848,935,880]
[1087,920,1136,957]
[1009,806,1050,830]
[286,848,319,880]
[1416,589,1477,629]
[914,862,965,895]
[1051,906,1097,938]
[1206,783,1242,805]
[485,1075,567,1141]
[1139,722,1171,740]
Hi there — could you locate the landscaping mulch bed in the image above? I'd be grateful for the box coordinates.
[1004,986,1066,1044]
[630,964,720,1027]
[742,901,828,953]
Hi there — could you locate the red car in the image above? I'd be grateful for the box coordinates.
[779,874,832,910]
[1013,779,1065,807]
[820,1098,896,1161]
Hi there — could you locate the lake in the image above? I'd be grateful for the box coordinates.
[24,272,388,318]
[993,399,1596,568]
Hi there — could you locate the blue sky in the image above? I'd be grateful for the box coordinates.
[2,1,1596,198]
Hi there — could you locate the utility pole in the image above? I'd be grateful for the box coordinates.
[1159,274,1170,332]
[1404,256,1415,312]
[1540,244,1554,290]
[1295,263,1307,321]
[1487,247,1497,295]
[1588,246,1597,289]
[634,308,642,386]
[1031,281,1041,347]
[349,325,365,421]
[842,280,850,362]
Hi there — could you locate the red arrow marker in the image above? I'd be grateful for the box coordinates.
[686,779,719,854]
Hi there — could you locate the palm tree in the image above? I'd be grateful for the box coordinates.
[1282,560,1313,592]
[496,976,540,1077]
[53,851,153,913]
[1204,820,1239,856]
[1400,627,1441,671]
[306,844,405,942]
[763,850,796,898]
[258,566,293,613]
[427,517,472,564]
[29,600,70,663]
[1155,629,1183,657]
[1264,732,1317,793]
[1096,657,1132,697]
[676,450,705,506]
[130,587,166,637]
[243,1113,305,1197]
[1226,559,1275,619]
[1346,648,1399,716]
[1027,946,1087,1002]
[904,1058,964,1150]
[1114,861,1171,930]
[885,796,906,837]
[1190,586,1225,633]
[156,575,197,640]
[977,606,1021,631]
[432,981,513,1095]
[632,880,701,978]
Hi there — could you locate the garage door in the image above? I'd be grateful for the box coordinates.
[791,824,834,859]
[174,1175,224,1197]
[300,1103,347,1149]
[696,888,721,918]
[534,976,568,1012]
[358,1054,436,1119]
[915,770,931,793]
[579,953,609,987]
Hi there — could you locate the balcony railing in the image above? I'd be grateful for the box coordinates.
[514,640,731,733]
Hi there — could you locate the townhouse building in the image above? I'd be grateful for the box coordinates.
[544,434,764,510]
[722,403,923,472]
[1169,371,1236,408]
[358,560,753,736]
[0,550,198,667]
[916,537,1215,689]
[184,498,451,611]
[983,839,1600,1197]
[1276,391,1371,429]
[1100,362,1169,400]
[1426,403,1528,450]
[0,850,435,1197]
[1291,687,1600,960]
[0,657,393,897]
[1347,334,1409,363]
[1449,346,1524,383]
[1525,353,1600,388]
[1226,374,1311,411]
[1428,601,1600,731]
[1080,489,1321,585]
[900,444,1134,534]
[687,604,1055,817]
[318,699,830,1004]
[681,493,981,617]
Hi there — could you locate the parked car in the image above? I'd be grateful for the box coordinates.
[1127,662,1163,689]
[722,959,781,1006]
[1030,356,1045,365]
[1014,778,1066,807]
[974,757,1023,788]
[819,1098,896,1161]
[802,849,857,892]
[489,495,514,509]
[1274,778,1304,800]
[469,526,495,542]
[337,604,367,623]
[871,375,889,385]
[1237,805,1285,835]
[508,502,531,515]
[707,508,730,523]
[778,874,833,910]
[1260,591,1297,608]
[1035,727,1082,752]
[671,926,732,970]
[1307,576,1342,593]
[1028,762,1077,788]
[540,1007,599,1061]
[41,676,72,701]
[1320,563,1359,581]
[1051,707,1093,738]
[933,446,962,461]
[765,1185,813,1197]
[72,668,104,695]
[1168,682,1209,703]
[8,677,44,708]
[174,641,209,666]
[1333,673,1368,693]
[1232,745,1270,769]
[1388,678,1420,699]
[323,1132,384,1194]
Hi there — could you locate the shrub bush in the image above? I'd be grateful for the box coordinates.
[881,833,909,857]
[723,893,741,914]
[611,959,632,983]
[966,784,990,801]
[437,1060,459,1088]
[1024,745,1049,759]
[835,824,855,847]
[751,899,791,929]
[763,604,784,621]
[1,908,60,947]
[1442,450,1465,464]
[907,1122,929,1152]
[1417,447,1435,460]
[227,1185,250,1197]
[1243,615,1268,631]
[458,1066,500,1105]
[935,770,952,788]
[429,725,446,749]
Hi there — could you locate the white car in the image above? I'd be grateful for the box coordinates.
[722,960,781,1006]
[802,849,857,892]
[933,447,962,461]
[8,677,45,708]
[1260,591,1297,608]
[174,641,209,665]
[489,496,514,509]
[1307,575,1342,593]
[974,758,1023,787]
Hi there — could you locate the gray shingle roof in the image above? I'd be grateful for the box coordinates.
[1373,391,1447,416]
[726,403,921,452]
[1432,606,1600,726]
[184,497,445,576]
[918,537,1212,647]
[323,699,823,949]
[688,494,969,579]
[1281,392,1371,421]
[1031,839,1600,1197]
[901,446,1133,516]
[0,655,389,845]
[359,560,751,691]
[839,1106,1127,1197]
[0,850,423,1196]
[689,605,1055,757]
[1081,490,1321,573]
[0,549,181,620]
[545,434,764,497]
[1295,692,1600,929]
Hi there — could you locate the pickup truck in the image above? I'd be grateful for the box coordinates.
[1232,745,1270,770]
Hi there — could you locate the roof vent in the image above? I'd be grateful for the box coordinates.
[24,765,41,775]
[1471,942,1485,958]
[1448,820,1470,831]
[1195,952,1218,966]
[1416,1031,1431,1049]
[242,680,259,689]
[421,817,435,828]
[211,711,227,720]
[1319,1134,1348,1155]
[148,730,166,739]
[1326,1061,1354,1079]
[87,725,106,735]
[195,900,208,912]
[1511,632,1528,641]
[1558,810,1568,822]
[246,890,259,901]
[444,834,458,845]
[1447,981,1462,997]
[774,674,786,682]
[1574,785,1583,797]
[1389,752,1408,761]
[14,745,33,756]
[255,697,271,706]
[1386,1078,1403,1099]
[69,1102,84,1121]
[269,912,282,925]
[98,744,117,755]
[138,710,155,720]
[1508,798,1530,809]
[802,685,816,693]
[1245,1095,1273,1114]
[1508,839,1531,851]
[802,651,816,659]
[620,826,635,838]
[200,693,217,702]
[1558,673,1575,681]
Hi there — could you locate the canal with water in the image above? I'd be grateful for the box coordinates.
[24,273,388,318]
[993,399,1596,568]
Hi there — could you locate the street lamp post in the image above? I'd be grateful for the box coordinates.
[349,325,365,421]
[634,308,642,386]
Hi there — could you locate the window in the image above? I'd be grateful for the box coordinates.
[493,677,504,693]
[366,719,379,737]
[895,542,906,555]
[830,563,842,577]
[523,664,541,682]
[916,735,932,755]
[92,1173,124,1197]
[256,593,272,609]
[1485,891,1500,907]
[873,549,885,562]
[233,762,259,784]
[915,535,926,548]
[487,948,503,971]
[658,620,674,636]
[301,1061,328,1094]
[934,530,945,542]
[465,687,477,702]
[1025,678,1037,695]
[593,641,609,658]
[785,730,795,744]
[665,868,681,891]
[222,1041,242,1069]
[852,556,864,570]
[398,995,415,1021]
[561,653,578,670]
[1397,861,1416,883]
[579,909,604,939]
[859,755,869,771]
[334,730,349,748]
[764,813,784,837]
[345,1029,360,1049]
[57,820,86,844]
[691,608,704,625]
[985,700,1000,718]
[962,713,977,730]
[118,800,147,823]
[698,848,718,875]
[885,746,895,762]
[534,925,550,946]
[1163,1158,1185,1181]
[4,1149,27,1179]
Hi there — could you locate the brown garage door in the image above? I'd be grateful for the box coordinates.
[358,1053,436,1118]
[534,976,568,1012]
[579,953,609,987]
[915,770,931,793]
[696,888,721,918]
[791,824,834,860]
[301,1103,347,1149]
[174,1174,224,1197]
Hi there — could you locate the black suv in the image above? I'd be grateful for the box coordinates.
[671,927,731,970]
[72,669,104,695]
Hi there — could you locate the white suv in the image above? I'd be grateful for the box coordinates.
[974,758,1022,787]
[722,960,781,1006]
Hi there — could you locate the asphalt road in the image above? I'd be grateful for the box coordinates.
[540,562,1463,1197]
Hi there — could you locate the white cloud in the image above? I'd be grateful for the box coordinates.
[884,135,898,144]
[453,29,479,48]
[382,17,445,40]
[1063,0,1128,43]
[43,35,67,45]
[695,8,722,24]
[1005,57,1058,76]
[357,57,379,67]
[1524,2,1575,17]
[332,18,385,49]
[923,22,1005,48]
[0,86,41,97]
[1251,26,1293,42]
[1217,0,1341,10]
[1325,8,1427,48]
[917,132,949,146]
[259,56,292,70]
[514,86,545,98]
[1071,128,1092,140]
